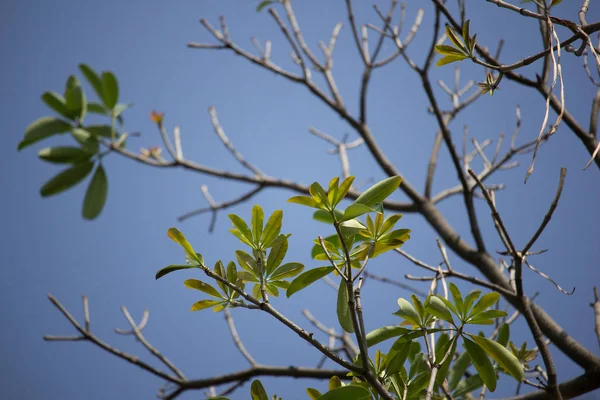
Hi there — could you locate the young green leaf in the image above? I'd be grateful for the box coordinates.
[250,380,269,400]
[463,337,497,391]
[446,25,468,54]
[327,177,340,206]
[354,176,402,206]
[306,388,322,400]
[261,210,283,248]
[155,264,198,279]
[366,326,410,347]
[497,323,510,347]
[167,228,201,264]
[287,195,321,209]
[101,71,119,109]
[184,279,223,298]
[425,295,454,324]
[316,385,371,400]
[235,250,257,274]
[38,147,93,164]
[470,292,500,317]
[256,0,274,12]
[309,182,331,210]
[385,341,411,376]
[286,266,334,297]
[40,162,94,197]
[394,298,421,326]
[82,164,108,220]
[337,280,354,333]
[341,203,380,221]
[190,299,223,311]
[41,92,71,119]
[448,283,464,317]
[251,205,264,243]
[462,290,482,315]
[19,117,72,150]
[335,176,355,205]
[436,54,468,67]
[270,262,304,280]
[229,214,254,245]
[470,335,524,382]
[266,236,288,276]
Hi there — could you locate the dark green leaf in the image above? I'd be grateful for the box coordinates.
[256,0,274,12]
[366,326,410,347]
[79,64,105,101]
[316,385,371,400]
[470,334,524,382]
[40,161,94,197]
[453,374,483,397]
[41,92,72,119]
[436,335,457,385]
[19,117,72,150]
[406,370,430,399]
[497,323,510,347]
[64,75,86,120]
[156,264,197,280]
[286,266,334,297]
[71,128,99,153]
[463,337,496,391]
[38,146,93,164]
[341,203,379,221]
[87,102,108,116]
[385,340,411,376]
[101,71,119,109]
[86,125,114,138]
[448,350,471,391]
[82,164,108,220]
[468,309,507,323]
[337,279,354,333]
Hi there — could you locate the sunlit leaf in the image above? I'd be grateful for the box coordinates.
[168,228,201,264]
[190,299,222,311]
[184,279,223,298]
[288,195,321,209]
[470,334,524,382]
[270,262,304,280]
[266,236,288,275]
[464,337,496,391]
[251,205,264,243]
[470,292,500,317]
[316,385,371,400]
[261,210,283,248]
[286,266,334,297]
[366,326,410,347]
[335,176,355,205]
[425,295,454,324]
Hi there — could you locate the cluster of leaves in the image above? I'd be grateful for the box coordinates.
[208,379,282,400]
[434,21,477,67]
[19,65,130,219]
[156,205,305,310]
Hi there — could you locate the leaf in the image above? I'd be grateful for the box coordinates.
[380,214,402,236]
[551,0,562,6]
[394,298,420,326]
[256,0,274,12]
[452,374,483,397]
[79,64,105,101]
[463,337,497,392]
[236,250,257,274]
[327,177,340,207]
[41,92,72,119]
[87,102,108,116]
[341,203,380,221]
[468,309,507,323]
[366,326,410,347]
[436,54,468,67]
[436,335,457,385]
[71,128,99,153]
[328,376,343,390]
[425,295,454,324]
[64,75,87,120]
[38,146,93,164]
[470,292,500,317]
[101,71,119,109]
[86,125,114,138]
[214,260,229,295]
[309,182,331,209]
[448,283,464,317]
[287,266,334,297]
[306,388,322,400]
[462,20,471,50]
[406,370,430,399]
[446,25,468,53]
[288,195,321,209]
[82,164,108,220]
[250,380,269,400]
[168,228,201,264]
[155,264,197,280]
[229,214,254,246]
[448,350,471,391]
[335,176,355,205]
[266,236,288,276]
[270,262,304,280]
[19,117,72,150]
[261,210,283,248]
[385,341,411,376]
[337,279,354,333]
[497,323,510,347]
[39,162,94,197]
[354,176,401,206]
[184,279,223,298]
[252,205,264,244]
[434,44,467,56]
[470,335,524,382]
[316,385,371,400]
[190,299,222,311]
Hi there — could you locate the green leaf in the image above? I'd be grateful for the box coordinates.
[101,71,119,109]
[314,209,344,224]
[229,214,254,246]
[337,279,354,333]
[448,283,464,317]
[380,214,402,236]
[270,262,304,280]
[256,0,274,12]
[266,236,288,275]
[261,210,283,248]
[64,75,87,120]
[385,341,411,376]
[288,195,321,209]
[19,117,72,150]
[335,176,355,205]
[41,92,72,119]
[214,261,228,294]
[463,337,497,392]
[168,228,201,264]
[470,292,500,317]
[462,290,482,315]
[190,299,222,311]
[470,335,524,382]
[71,128,99,153]
[354,176,402,206]
[82,164,108,220]
[452,374,483,397]
[251,205,264,244]
[328,376,343,390]
[448,350,471,391]
[184,279,223,298]
[38,146,93,164]
[250,380,269,400]
[341,203,380,221]
[366,326,410,347]
[86,125,114,138]
[286,266,334,297]
[436,54,468,67]
[411,295,425,320]
[309,182,331,210]
[406,370,430,399]
[155,264,197,279]
[316,385,371,400]
[446,25,468,53]
[497,323,510,347]
[436,335,457,385]
[236,250,257,274]
[394,298,420,326]
[230,229,254,248]
[87,102,108,116]
[327,177,340,207]
[425,295,454,324]
[468,309,507,323]
[435,44,466,56]
[40,162,94,197]
[551,0,562,6]
[79,64,105,102]
[306,388,322,400]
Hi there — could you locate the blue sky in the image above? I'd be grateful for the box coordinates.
[2,0,599,399]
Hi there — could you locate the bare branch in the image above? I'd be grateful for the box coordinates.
[224,309,257,366]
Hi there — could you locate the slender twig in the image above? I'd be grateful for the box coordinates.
[592,287,600,349]
[224,309,257,366]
